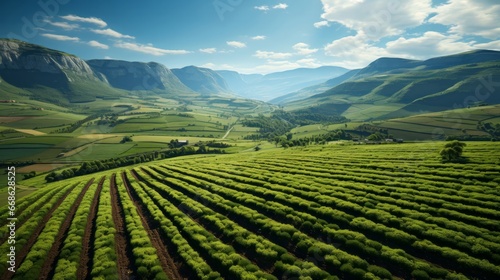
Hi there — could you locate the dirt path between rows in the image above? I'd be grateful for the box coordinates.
[1,182,80,279]
[110,173,135,279]
[123,171,184,280]
[78,176,105,280]
[38,178,96,280]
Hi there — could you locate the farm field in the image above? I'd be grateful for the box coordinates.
[289,105,500,141]
[1,142,499,279]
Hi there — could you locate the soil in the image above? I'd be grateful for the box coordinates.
[110,173,135,279]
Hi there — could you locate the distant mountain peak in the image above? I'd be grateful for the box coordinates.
[172,66,232,96]
[87,59,192,92]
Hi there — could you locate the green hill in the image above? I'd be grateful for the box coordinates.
[286,50,500,120]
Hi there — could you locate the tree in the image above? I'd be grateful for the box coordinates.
[120,136,133,144]
[197,145,207,153]
[440,141,466,162]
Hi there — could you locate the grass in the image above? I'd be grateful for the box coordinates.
[59,143,137,161]
[342,103,406,121]
[0,103,86,130]
[0,144,54,161]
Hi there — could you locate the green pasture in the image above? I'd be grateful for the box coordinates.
[0,143,54,161]
[342,103,406,121]
[0,103,86,130]
[60,143,137,162]
[0,127,30,141]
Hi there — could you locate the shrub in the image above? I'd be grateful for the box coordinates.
[412,269,431,280]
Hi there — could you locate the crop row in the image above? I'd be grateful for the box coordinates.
[0,183,68,242]
[190,163,500,272]
[129,168,277,280]
[266,155,498,183]
[151,164,497,279]
[0,182,67,227]
[13,179,93,279]
[141,166,407,280]
[114,173,169,280]
[202,163,500,244]
[126,170,220,280]
[133,168,335,280]
[52,178,101,279]
[152,165,453,278]
[0,182,80,276]
[225,159,499,206]
[90,177,120,279]
[205,161,500,230]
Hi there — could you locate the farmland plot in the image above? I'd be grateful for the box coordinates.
[1,142,499,279]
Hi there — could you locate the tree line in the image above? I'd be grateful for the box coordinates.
[45,145,226,183]
[242,110,348,140]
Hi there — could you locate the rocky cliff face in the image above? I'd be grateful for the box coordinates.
[87,59,191,92]
[0,39,122,103]
[0,39,96,79]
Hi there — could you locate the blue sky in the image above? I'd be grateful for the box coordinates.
[1,0,499,73]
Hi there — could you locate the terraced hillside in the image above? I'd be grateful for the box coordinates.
[1,142,499,279]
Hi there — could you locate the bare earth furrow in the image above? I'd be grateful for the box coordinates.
[110,173,135,279]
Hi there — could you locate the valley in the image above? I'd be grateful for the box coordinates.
[0,38,499,280]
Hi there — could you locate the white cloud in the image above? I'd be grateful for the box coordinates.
[252,35,266,40]
[322,31,498,69]
[474,40,500,50]
[255,5,269,11]
[227,41,246,48]
[201,63,216,69]
[386,31,474,58]
[254,50,293,59]
[91,28,135,39]
[199,63,237,71]
[44,19,79,30]
[199,48,217,54]
[255,4,288,12]
[429,0,500,39]
[273,3,288,10]
[320,0,433,39]
[41,33,80,42]
[318,0,500,68]
[60,14,107,28]
[104,56,113,59]
[324,34,389,68]
[115,42,190,56]
[295,58,323,68]
[293,43,318,55]
[313,21,329,28]
[88,40,109,49]
[251,59,324,74]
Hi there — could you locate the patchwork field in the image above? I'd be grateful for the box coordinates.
[290,105,500,141]
[1,142,499,279]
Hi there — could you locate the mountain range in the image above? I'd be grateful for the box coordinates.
[216,66,349,101]
[1,38,500,121]
[288,50,500,119]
